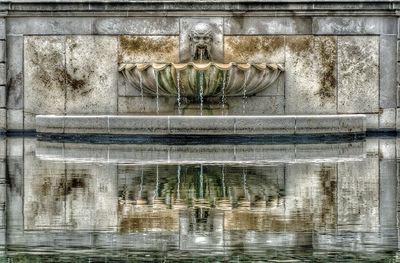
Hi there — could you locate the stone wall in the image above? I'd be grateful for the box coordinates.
[0,1,399,131]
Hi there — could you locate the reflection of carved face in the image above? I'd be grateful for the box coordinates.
[189,22,214,62]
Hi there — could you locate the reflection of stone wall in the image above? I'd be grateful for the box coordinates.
[337,157,379,232]
[24,145,118,231]
[3,14,393,129]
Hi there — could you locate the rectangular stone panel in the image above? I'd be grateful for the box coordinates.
[7,17,93,35]
[0,86,5,108]
[366,114,379,130]
[118,36,179,64]
[7,36,23,109]
[285,36,337,114]
[0,41,4,63]
[118,96,176,114]
[64,116,108,134]
[6,109,23,130]
[227,96,284,115]
[65,36,118,114]
[224,36,284,64]
[312,17,397,35]
[109,116,169,135]
[0,64,5,86]
[398,41,400,62]
[93,17,179,35]
[0,19,4,40]
[338,36,379,113]
[379,108,396,129]
[295,115,365,134]
[224,17,312,35]
[234,116,295,135]
[337,157,379,232]
[169,116,235,135]
[180,18,223,62]
[24,36,66,117]
[36,115,64,134]
[0,109,5,130]
[380,35,397,108]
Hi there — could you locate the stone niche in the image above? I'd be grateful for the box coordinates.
[16,14,394,128]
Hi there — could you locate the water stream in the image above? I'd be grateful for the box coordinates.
[176,70,182,115]
[199,71,204,115]
[154,69,160,114]
[139,73,144,112]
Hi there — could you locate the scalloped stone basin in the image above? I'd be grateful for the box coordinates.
[119,62,284,101]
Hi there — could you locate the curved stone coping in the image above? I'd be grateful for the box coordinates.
[36,114,366,136]
[36,141,365,164]
[119,63,284,71]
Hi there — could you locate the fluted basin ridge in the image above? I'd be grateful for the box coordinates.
[119,62,284,101]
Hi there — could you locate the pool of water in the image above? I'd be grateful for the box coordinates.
[0,137,399,262]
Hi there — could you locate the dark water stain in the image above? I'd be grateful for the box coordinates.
[316,37,336,101]
[119,36,177,62]
[286,36,313,54]
[224,36,283,62]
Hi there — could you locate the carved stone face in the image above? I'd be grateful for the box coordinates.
[188,22,214,62]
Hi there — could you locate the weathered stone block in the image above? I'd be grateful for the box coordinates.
[338,36,379,113]
[180,18,223,62]
[24,36,66,118]
[379,108,396,129]
[380,35,397,108]
[225,17,312,35]
[0,19,4,40]
[0,41,4,63]
[0,86,5,108]
[337,157,379,232]
[64,116,108,134]
[0,139,4,159]
[118,96,175,114]
[397,41,400,62]
[36,115,64,134]
[227,96,284,115]
[224,36,284,64]
[366,114,379,129]
[6,109,23,130]
[234,116,295,134]
[285,36,337,114]
[0,109,5,130]
[6,36,23,109]
[295,115,365,134]
[313,17,397,35]
[65,36,118,114]
[118,36,179,64]
[379,139,396,159]
[109,116,168,135]
[7,17,92,35]
[169,116,235,134]
[93,17,179,35]
[396,108,400,130]
[7,138,22,158]
[0,64,5,86]
[24,112,36,130]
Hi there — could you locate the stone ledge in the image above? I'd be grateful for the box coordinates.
[36,140,365,164]
[36,114,366,135]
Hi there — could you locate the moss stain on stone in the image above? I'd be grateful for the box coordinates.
[224,36,283,62]
[119,36,178,62]
[316,37,337,101]
[286,36,313,54]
